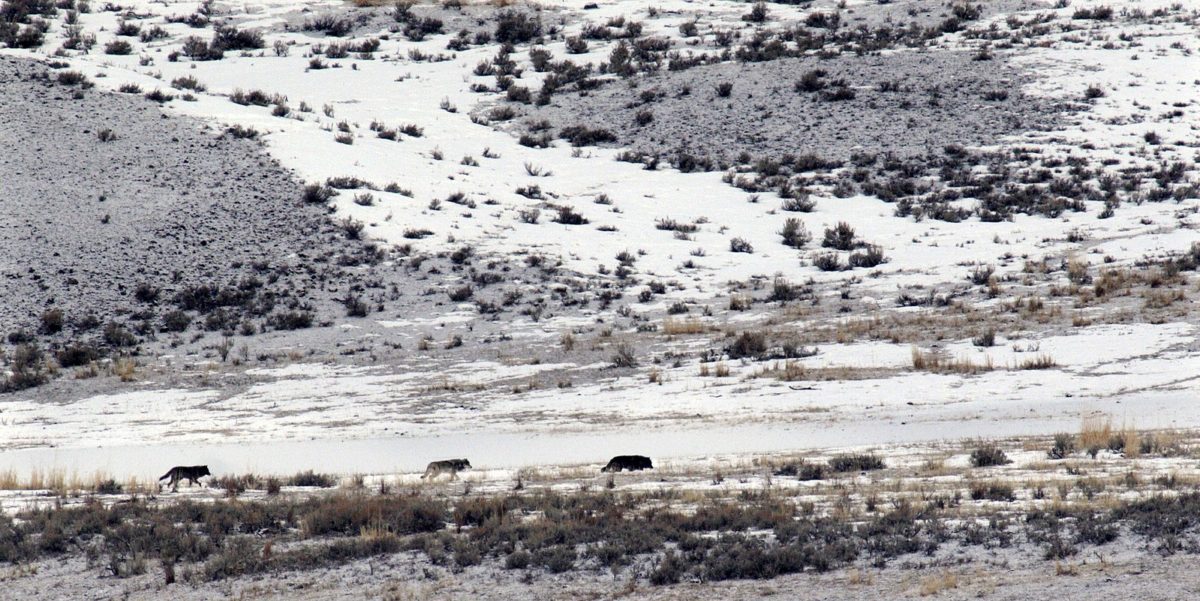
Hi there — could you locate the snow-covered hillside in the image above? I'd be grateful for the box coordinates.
[2,0,1200,477]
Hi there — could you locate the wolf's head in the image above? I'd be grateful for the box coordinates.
[455,459,472,469]
[199,465,212,477]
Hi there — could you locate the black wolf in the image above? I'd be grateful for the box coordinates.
[159,465,211,491]
[601,455,653,472]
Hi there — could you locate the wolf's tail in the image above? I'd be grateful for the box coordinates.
[158,470,172,481]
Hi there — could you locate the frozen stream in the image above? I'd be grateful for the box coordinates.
[0,415,1088,481]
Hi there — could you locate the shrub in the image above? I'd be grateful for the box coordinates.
[848,245,885,268]
[181,36,223,60]
[726,331,766,359]
[972,328,996,347]
[288,470,336,487]
[611,343,637,368]
[742,1,768,23]
[822,222,857,250]
[518,208,540,224]
[795,69,826,93]
[2,344,48,392]
[145,89,174,103]
[343,295,368,317]
[504,549,531,570]
[448,285,473,302]
[715,82,733,98]
[57,343,100,368]
[39,308,63,334]
[559,126,616,147]
[160,310,192,333]
[777,218,806,245]
[828,454,884,472]
[649,552,685,585]
[780,195,816,212]
[494,10,541,44]
[565,35,587,54]
[270,311,313,330]
[212,24,263,50]
[506,85,531,103]
[56,70,88,86]
[303,14,353,37]
[1073,5,1113,20]
[103,39,132,54]
[1048,433,1075,459]
[341,217,365,239]
[969,481,1015,502]
[729,237,753,253]
[820,86,855,102]
[812,253,842,272]
[535,545,575,573]
[102,322,137,347]
[969,444,1011,468]
[554,206,588,225]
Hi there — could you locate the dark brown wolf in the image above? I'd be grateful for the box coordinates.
[601,455,653,472]
[421,459,471,480]
[159,465,211,491]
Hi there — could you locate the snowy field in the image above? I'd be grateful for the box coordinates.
[2,0,1200,483]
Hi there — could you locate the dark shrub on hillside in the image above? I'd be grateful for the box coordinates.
[729,237,753,253]
[181,36,224,60]
[104,39,133,54]
[822,222,857,250]
[2,344,48,392]
[270,311,313,330]
[848,245,886,268]
[303,14,353,37]
[559,126,617,146]
[779,218,810,248]
[39,308,63,334]
[795,69,826,92]
[813,253,842,272]
[57,343,101,368]
[212,24,264,50]
[102,322,137,347]
[554,205,588,225]
[494,10,541,43]
[302,183,336,204]
[726,331,767,359]
[161,310,192,333]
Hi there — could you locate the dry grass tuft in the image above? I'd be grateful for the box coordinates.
[112,357,138,382]
[663,317,706,335]
[1016,353,1058,370]
[918,571,959,596]
[911,347,994,374]
[1080,415,1113,451]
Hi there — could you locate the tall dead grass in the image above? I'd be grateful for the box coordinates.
[910,348,994,374]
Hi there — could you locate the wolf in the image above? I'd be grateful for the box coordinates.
[158,465,211,491]
[601,455,653,472]
[421,459,471,480]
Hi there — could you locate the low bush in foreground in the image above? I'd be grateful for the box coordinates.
[7,483,1200,584]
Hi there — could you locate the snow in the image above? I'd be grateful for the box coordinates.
[4,0,1200,479]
